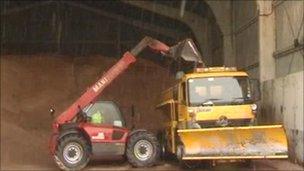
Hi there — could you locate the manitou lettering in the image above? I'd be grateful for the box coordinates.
[92,60,127,93]
[92,77,109,92]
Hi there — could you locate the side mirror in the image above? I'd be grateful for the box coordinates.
[49,108,55,117]
[250,79,261,102]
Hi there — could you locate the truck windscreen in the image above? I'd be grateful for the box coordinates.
[187,76,252,106]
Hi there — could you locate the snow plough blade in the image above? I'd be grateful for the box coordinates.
[177,125,288,160]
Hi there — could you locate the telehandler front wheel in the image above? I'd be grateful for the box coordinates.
[55,134,91,171]
[126,131,160,167]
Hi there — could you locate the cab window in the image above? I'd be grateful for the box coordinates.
[180,82,186,103]
[84,101,125,127]
[188,76,252,106]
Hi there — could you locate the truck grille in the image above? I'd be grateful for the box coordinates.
[197,119,252,128]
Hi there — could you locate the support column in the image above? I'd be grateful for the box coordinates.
[257,0,276,82]
[223,34,235,66]
[206,1,235,66]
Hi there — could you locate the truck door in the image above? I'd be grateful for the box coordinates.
[177,82,187,129]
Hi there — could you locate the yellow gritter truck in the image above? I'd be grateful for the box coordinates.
[156,66,288,165]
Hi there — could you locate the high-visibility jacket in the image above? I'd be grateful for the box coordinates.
[91,111,104,124]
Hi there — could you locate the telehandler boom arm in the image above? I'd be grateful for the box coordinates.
[54,37,169,128]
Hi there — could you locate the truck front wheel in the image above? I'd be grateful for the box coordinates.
[126,131,160,167]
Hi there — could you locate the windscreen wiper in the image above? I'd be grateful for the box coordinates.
[191,98,223,106]
[230,97,246,104]
[202,98,223,106]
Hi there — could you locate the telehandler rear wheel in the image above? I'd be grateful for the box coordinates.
[126,131,160,167]
[55,134,91,171]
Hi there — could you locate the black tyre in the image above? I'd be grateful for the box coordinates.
[179,161,202,170]
[157,131,168,160]
[55,134,91,171]
[239,159,253,168]
[126,131,160,167]
[176,144,184,162]
[176,144,201,169]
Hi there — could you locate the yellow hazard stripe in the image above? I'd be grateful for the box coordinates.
[177,125,283,133]
[182,155,288,160]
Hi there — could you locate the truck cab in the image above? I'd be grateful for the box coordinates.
[159,67,257,130]
[178,67,257,129]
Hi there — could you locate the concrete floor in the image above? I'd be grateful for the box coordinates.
[86,160,303,171]
[2,158,303,171]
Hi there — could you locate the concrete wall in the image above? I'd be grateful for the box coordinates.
[262,71,303,164]
[261,0,304,164]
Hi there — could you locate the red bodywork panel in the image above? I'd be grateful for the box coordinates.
[80,123,129,143]
[49,133,59,155]
[49,123,129,155]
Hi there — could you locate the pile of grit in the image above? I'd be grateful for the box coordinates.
[0,54,174,169]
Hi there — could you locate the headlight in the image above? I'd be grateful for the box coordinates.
[251,104,257,113]
[187,109,194,113]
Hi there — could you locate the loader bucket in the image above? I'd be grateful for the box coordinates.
[177,125,288,160]
[168,39,204,65]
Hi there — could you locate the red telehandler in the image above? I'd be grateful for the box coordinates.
[49,37,172,170]
[49,36,203,170]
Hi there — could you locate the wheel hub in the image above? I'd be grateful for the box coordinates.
[63,142,83,164]
[134,140,153,161]
[139,146,147,154]
[68,148,77,158]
